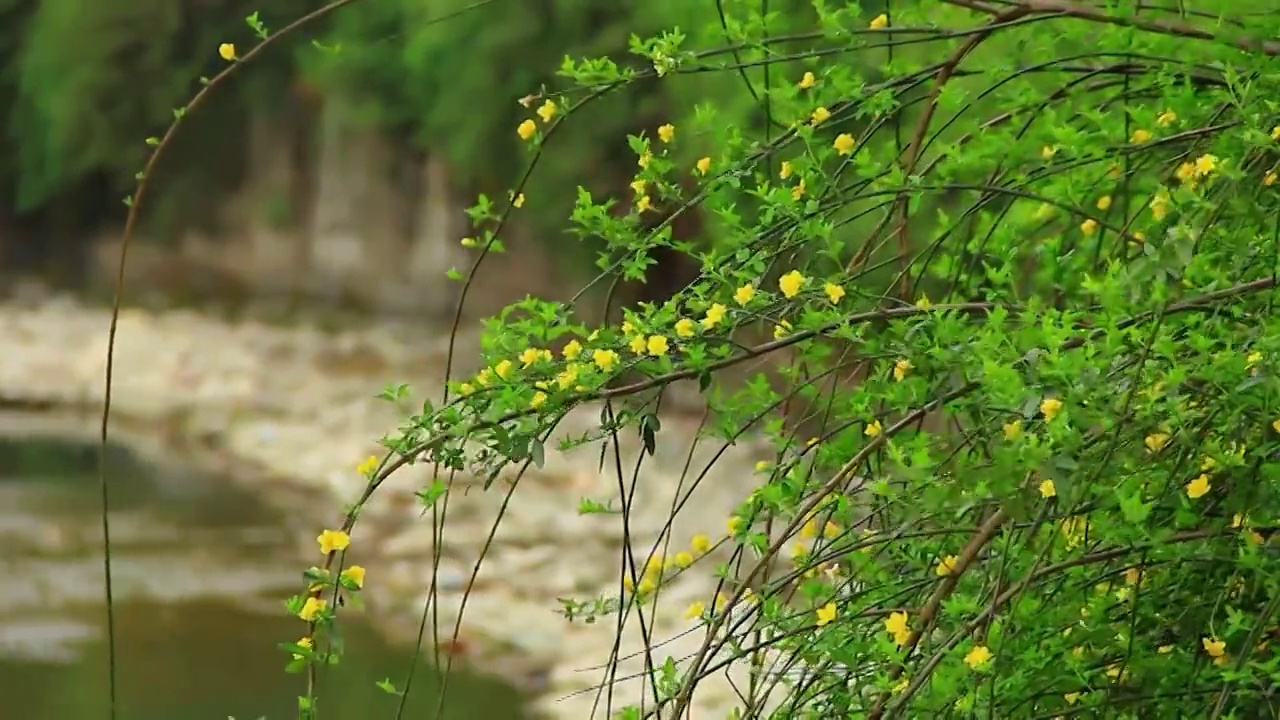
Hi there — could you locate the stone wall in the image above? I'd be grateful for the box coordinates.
[87,90,568,324]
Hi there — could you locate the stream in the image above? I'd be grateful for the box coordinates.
[0,426,527,719]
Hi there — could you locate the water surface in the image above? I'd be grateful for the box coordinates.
[0,431,526,719]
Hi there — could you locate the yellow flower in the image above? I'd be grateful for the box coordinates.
[893,358,913,381]
[675,318,696,338]
[811,106,831,125]
[475,368,492,386]
[513,193,525,208]
[630,179,646,195]
[562,339,582,360]
[824,521,840,539]
[773,320,792,339]
[317,529,350,555]
[292,636,313,660]
[622,575,635,592]
[1157,110,1177,127]
[494,359,513,380]
[779,161,793,179]
[1003,419,1023,440]
[1158,644,1174,654]
[727,516,743,535]
[824,282,846,304]
[1041,145,1058,160]
[865,419,882,438]
[1064,692,1081,705]
[638,151,652,168]
[537,99,557,123]
[1151,189,1171,220]
[340,565,366,588]
[869,13,888,29]
[964,645,992,670]
[519,347,542,368]
[833,133,855,155]
[1124,567,1142,585]
[1040,397,1063,420]
[734,284,756,306]
[1144,432,1170,453]
[684,601,705,620]
[517,119,537,140]
[1194,154,1218,176]
[674,550,694,568]
[458,382,474,396]
[1080,219,1098,236]
[357,455,379,477]
[218,43,236,61]
[1130,128,1152,144]
[636,195,652,213]
[1175,162,1197,184]
[779,270,806,298]
[646,335,669,356]
[299,597,327,622]
[695,156,711,175]
[702,303,727,329]
[1272,417,1280,433]
[637,577,656,595]
[621,320,635,335]
[1096,195,1112,210]
[915,294,932,310]
[530,391,547,409]
[816,602,837,627]
[800,518,818,539]
[799,71,816,89]
[554,365,578,390]
[885,611,910,645]
[1185,473,1211,499]
[1272,125,1280,141]
[935,555,958,576]
[593,349,619,372]
[1265,171,1276,187]
[791,177,806,201]
[754,460,769,472]
[657,123,675,143]
[642,554,663,578]
[1039,478,1057,498]
[691,534,712,554]
[1202,637,1226,658]
[629,335,648,355]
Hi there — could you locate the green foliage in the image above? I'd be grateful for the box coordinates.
[93,0,1280,718]
[9,0,184,209]
[2,0,315,230]
[315,2,1280,718]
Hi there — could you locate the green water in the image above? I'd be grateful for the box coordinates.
[0,432,527,720]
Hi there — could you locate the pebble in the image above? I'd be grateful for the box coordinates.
[0,297,772,719]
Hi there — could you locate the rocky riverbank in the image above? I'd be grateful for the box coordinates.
[0,297,775,718]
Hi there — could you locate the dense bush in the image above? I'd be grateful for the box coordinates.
[108,1,1280,718]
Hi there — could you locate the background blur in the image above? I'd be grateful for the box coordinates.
[0,2,795,716]
[0,0,812,320]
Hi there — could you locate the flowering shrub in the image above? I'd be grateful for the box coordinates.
[105,2,1280,718]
